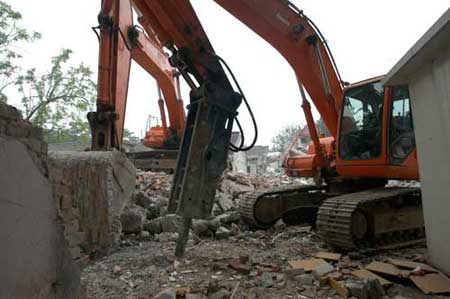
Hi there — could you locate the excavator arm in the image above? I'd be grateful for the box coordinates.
[130,0,345,219]
[132,0,242,221]
[89,0,186,150]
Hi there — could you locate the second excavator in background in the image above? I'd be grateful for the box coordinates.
[90,0,187,171]
[89,0,425,254]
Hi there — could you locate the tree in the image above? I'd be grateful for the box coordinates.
[271,124,302,153]
[16,49,96,142]
[0,1,40,102]
[123,128,140,144]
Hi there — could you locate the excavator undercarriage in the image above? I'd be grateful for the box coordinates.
[239,183,425,251]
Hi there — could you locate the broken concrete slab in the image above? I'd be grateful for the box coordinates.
[48,150,136,256]
[351,269,393,287]
[409,272,450,294]
[314,251,342,262]
[288,258,327,272]
[365,261,403,278]
[387,258,438,273]
[312,261,334,278]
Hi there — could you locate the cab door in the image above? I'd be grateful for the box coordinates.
[335,79,390,178]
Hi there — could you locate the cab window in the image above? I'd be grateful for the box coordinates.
[390,86,415,164]
[339,82,384,160]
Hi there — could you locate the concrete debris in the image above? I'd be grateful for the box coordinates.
[387,258,438,273]
[215,226,231,240]
[274,218,287,231]
[315,251,342,262]
[120,204,146,234]
[80,169,450,299]
[133,190,153,209]
[365,261,403,277]
[345,279,384,299]
[152,288,176,299]
[312,260,335,278]
[288,258,327,272]
[352,269,393,287]
[328,277,350,298]
[409,272,450,294]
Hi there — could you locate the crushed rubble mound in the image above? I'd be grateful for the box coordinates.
[81,170,450,299]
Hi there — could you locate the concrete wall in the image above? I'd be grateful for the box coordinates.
[409,45,450,274]
[0,103,81,299]
[48,150,136,257]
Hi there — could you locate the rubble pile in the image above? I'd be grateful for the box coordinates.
[119,170,306,243]
[81,170,450,299]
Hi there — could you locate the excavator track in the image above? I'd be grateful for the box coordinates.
[317,187,425,250]
[239,184,330,228]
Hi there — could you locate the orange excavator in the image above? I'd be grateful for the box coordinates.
[89,0,185,152]
[89,0,187,170]
[90,0,424,253]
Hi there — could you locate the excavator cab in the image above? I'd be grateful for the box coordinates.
[339,81,384,160]
[336,78,418,179]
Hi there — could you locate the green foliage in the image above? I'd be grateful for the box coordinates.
[0,1,40,102]
[16,49,96,142]
[271,124,302,153]
[123,128,140,144]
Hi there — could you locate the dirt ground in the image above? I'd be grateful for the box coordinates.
[81,171,449,299]
[81,225,450,299]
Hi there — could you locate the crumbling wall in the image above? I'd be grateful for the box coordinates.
[48,150,136,258]
[0,103,81,299]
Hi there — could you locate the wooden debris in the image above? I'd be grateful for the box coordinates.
[288,258,327,272]
[387,258,438,273]
[366,261,402,277]
[315,252,342,262]
[328,277,349,299]
[351,269,393,287]
[410,272,450,294]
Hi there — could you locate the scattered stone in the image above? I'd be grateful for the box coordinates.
[295,274,313,286]
[140,230,150,239]
[133,191,153,208]
[207,289,230,299]
[328,271,343,281]
[259,272,275,288]
[144,218,162,234]
[216,192,234,211]
[120,204,146,233]
[215,212,240,224]
[229,258,251,274]
[230,223,241,236]
[346,279,384,299]
[192,219,211,236]
[160,214,181,233]
[152,288,176,299]
[112,265,121,275]
[215,227,231,240]
[312,261,334,278]
[274,219,286,231]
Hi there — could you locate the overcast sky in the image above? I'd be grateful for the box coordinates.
[6,0,450,145]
